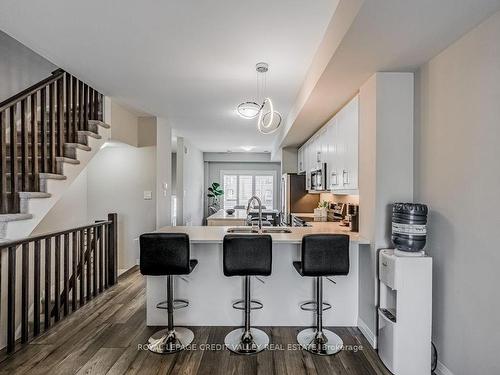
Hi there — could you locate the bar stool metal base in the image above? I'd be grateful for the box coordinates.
[224,328,269,355]
[147,327,194,354]
[297,328,343,355]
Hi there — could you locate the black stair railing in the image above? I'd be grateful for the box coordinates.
[0,213,117,355]
[0,69,104,214]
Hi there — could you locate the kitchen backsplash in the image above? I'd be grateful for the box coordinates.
[320,192,359,205]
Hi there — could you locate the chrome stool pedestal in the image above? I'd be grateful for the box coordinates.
[224,276,269,355]
[147,275,194,354]
[296,277,343,355]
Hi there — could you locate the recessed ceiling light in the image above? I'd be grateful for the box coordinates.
[241,146,255,152]
[237,101,261,119]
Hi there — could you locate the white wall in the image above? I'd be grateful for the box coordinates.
[0,30,57,102]
[87,144,156,271]
[176,137,204,226]
[414,11,500,375]
[32,170,89,234]
[358,72,414,347]
[156,118,172,228]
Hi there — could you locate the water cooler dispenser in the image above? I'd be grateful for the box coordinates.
[378,203,433,375]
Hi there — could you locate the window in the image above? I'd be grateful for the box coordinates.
[221,170,276,210]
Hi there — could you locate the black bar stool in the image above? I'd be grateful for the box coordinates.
[223,234,272,355]
[293,234,349,355]
[139,233,198,354]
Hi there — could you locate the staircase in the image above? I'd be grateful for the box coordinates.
[0,69,110,240]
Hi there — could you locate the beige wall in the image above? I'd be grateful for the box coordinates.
[414,10,500,375]
[138,116,157,147]
[110,101,139,146]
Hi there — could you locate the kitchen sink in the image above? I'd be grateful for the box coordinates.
[226,227,259,233]
[225,227,292,234]
[261,228,292,234]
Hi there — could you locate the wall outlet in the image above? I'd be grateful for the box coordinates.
[143,191,152,200]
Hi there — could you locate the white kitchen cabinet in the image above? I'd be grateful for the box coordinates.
[331,95,358,193]
[326,118,339,190]
[297,95,358,194]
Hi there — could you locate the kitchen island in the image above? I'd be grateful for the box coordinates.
[146,224,368,327]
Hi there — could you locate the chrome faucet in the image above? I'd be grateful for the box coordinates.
[246,196,263,230]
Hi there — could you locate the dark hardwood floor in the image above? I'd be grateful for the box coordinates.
[0,267,390,375]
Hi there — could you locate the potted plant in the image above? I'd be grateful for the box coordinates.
[314,200,329,220]
[207,182,224,215]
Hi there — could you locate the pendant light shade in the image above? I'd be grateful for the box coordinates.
[258,110,282,134]
[257,98,274,129]
[237,101,261,119]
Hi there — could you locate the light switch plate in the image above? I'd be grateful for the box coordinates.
[143,191,152,200]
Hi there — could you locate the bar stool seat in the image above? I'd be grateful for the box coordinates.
[294,234,350,356]
[140,233,198,354]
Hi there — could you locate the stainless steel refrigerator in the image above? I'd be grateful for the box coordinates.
[281,174,320,225]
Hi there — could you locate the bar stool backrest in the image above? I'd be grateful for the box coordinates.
[140,233,191,275]
[223,234,272,277]
[301,234,349,276]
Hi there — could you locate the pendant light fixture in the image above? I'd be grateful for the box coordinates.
[236,62,282,134]
[237,101,260,119]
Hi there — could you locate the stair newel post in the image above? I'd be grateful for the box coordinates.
[107,213,118,286]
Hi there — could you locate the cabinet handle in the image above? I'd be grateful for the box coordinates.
[331,172,338,186]
[343,170,349,185]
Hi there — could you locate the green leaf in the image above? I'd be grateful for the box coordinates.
[212,182,220,188]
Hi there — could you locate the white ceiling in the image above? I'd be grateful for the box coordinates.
[0,0,338,153]
[277,0,500,150]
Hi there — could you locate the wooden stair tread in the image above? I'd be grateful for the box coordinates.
[18,192,51,199]
[39,173,67,180]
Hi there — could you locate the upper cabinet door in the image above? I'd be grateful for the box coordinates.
[326,118,338,190]
[330,95,359,194]
[345,96,359,190]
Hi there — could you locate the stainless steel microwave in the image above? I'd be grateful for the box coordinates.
[310,163,327,191]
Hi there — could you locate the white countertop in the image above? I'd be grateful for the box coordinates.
[157,222,368,245]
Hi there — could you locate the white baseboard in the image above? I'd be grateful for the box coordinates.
[435,361,454,375]
[118,268,129,276]
[357,317,377,349]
